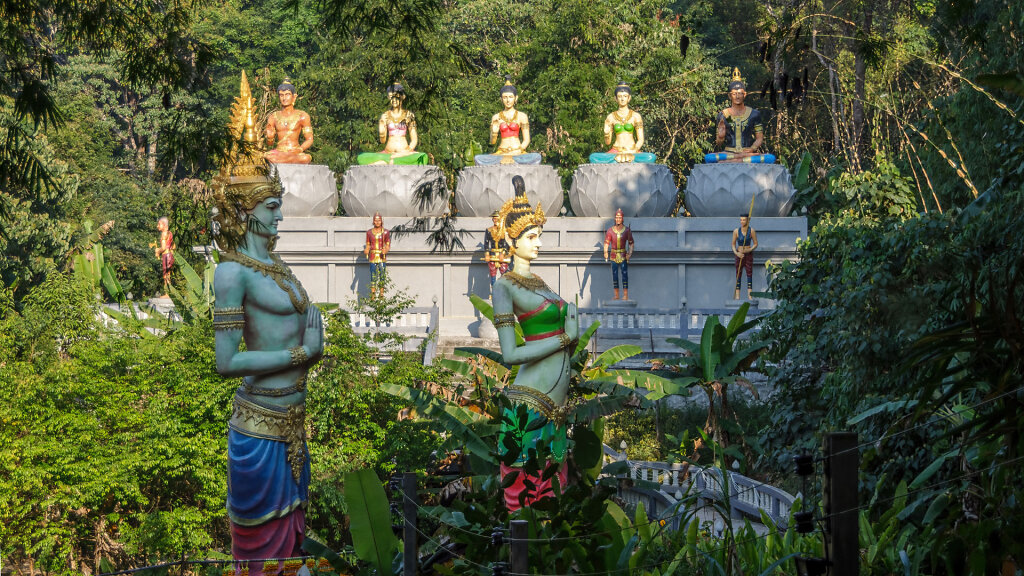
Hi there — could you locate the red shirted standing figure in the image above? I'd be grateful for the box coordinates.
[603,208,634,300]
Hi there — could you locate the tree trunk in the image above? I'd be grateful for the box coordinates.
[812,29,842,153]
[851,6,873,171]
[147,134,158,175]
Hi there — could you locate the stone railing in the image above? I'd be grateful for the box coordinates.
[603,445,794,531]
[577,305,765,345]
[347,305,439,364]
[579,307,682,339]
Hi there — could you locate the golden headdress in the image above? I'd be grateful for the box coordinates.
[497,175,546,241]
[728,67,745,91]
[211,71,281,252]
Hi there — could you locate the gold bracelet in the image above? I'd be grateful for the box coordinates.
[558,332,572,350]
[289,346,308,367]
[493,313,516,329]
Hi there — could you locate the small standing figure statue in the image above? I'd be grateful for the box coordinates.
[474,77,542,166]
[732,212,758,299]
[491,175,579,511]
[603,209,634,300]
[357,83,429,165]
[265,78,314,164]
[705,68,775,164]
[212,72,324,569]
[589,81,656,164]
[364,212,391,299]
[154,216,175,298]
[483,210,510,295]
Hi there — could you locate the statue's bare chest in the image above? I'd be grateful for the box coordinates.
[241,268,309,317]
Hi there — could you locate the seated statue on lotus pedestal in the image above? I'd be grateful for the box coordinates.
[261,77,337,216]
[457,78,561,217]
[704,69,775,165]
[342,83,448,217]
[685,69,795,217]
[589,81,656,164]
[473,78,542,166]
[356,83,429,166]
[265,78,313,165]
[568,82,676,217]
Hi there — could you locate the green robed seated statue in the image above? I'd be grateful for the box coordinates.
[357,83,429,166]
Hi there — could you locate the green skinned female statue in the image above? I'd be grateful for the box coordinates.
[211,72,325,568]
[491,176,579,511]
[589,81,656,164]
[357,83,429,166]
[474,78,542,166]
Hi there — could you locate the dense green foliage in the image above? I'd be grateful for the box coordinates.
[1,0,1023,572]
[0,275,441,574]
[763,187,1024,570]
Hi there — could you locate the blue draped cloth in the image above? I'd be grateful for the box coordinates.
[474,153,542,166]
[227,429,310,526]
[704,152,776,164]
[588,151,657,164]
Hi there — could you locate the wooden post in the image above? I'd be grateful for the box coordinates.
[402,472,418,576]
[824,433,858,576]
[509,520,528,576]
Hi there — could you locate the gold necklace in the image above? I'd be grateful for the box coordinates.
[613,108,631,123]
[220,250,310,314]
[504,270,552,293]
[386,108,406,124]
[500,108,517,124]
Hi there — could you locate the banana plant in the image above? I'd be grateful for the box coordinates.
[70,219,126,303]
[166,252,215,323]
[661,302,768,449]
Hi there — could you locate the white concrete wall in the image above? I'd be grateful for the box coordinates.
[275,216,807,337]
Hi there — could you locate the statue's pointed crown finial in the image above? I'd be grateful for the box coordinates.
[211,72,280,252]
[229,70,258,145]
[732,67,743,83]
[497,175,546,240]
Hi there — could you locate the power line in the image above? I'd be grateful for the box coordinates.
[819,453,1024,523]
[98,556,316,576]
[826,384,1024,461]
[398,470,786,545]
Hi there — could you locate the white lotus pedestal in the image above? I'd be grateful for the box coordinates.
[684,163,796,217]
[272,163,338,217]
[454,165,563,217]
[341,165,450,217]
[568,163,677,217]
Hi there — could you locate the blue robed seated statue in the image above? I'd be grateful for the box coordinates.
[705,68,776,165]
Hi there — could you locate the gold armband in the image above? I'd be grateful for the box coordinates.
[213,307,245,330]
[492,313,516,329]
[289,346,309,367]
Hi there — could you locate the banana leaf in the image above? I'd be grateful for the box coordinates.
[592,370,692,401]
[452,346,507,368]
[665,336,700,354]
[470,293,523,344]
[100,263,125,303]
[381,382,495,461]
[591,344,643,371]
[437,357,506,390]
[344,468,399,574]
[576,319,599,353]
